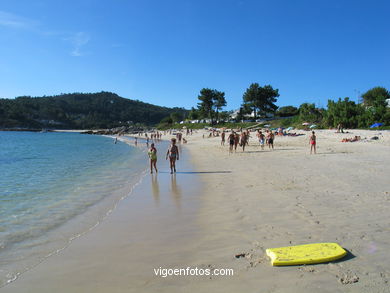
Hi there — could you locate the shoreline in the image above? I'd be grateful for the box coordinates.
[0,138,205,293]
[0,133,148,288]
[1,129,389,292]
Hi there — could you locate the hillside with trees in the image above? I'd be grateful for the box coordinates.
[0,92,188,129]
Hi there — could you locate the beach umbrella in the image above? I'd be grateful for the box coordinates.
[370,122,383,128]
[302,122,310,126]
[309,124,317,129]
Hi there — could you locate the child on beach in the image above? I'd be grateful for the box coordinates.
[166,138,179,174]
[148,143,158,173]
[310,131,316,154]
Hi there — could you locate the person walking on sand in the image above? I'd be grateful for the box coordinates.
[268,131,274,150]
[221,131,226,146]
[234,132,240,152]
[265,129,270,146]
[258,131,265,150]
[240,131,247,152]
[310,131,316,154]
[148,143,158,173]
[228,131,235,153]
[166,138,179,174]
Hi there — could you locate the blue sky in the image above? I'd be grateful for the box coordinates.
[0,0,389,110]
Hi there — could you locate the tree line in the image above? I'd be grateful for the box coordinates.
[162,84,390,129]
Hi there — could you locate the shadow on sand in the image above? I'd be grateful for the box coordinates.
[240,148,300,153]
[159,171,232,174]
[318,151,352,155]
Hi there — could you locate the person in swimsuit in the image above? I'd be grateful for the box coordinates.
[268,131,274,149]
[228,131,235,153]
[234,132,240,152]
[148,143,158,173]
[310,131,316,154]
[258,131,265,150]
[240,131,247,152]
[221,131,225,146]
[166,138,179,174]
[265,130,270,146]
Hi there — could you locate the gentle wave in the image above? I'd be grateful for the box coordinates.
[0,132,148,287]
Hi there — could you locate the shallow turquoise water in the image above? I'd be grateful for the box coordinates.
[0,132,146,286]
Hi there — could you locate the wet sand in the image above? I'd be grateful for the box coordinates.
[1,142,205,293]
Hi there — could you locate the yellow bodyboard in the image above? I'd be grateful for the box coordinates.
[266,243,347,266]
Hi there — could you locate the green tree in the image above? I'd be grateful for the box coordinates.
[213,90,227,122]
[170,112,183,123]
[197,88,214,122]
[242,83,279,119]
[197,88,225,124]
[362,87,390,107]
[324,98,364,128]
[299,103,322,123]
[188,107,200,120]
[276,106,298,117]
[219,111,231,122]
[361,87,390,125]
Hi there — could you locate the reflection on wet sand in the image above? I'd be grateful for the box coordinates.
[151,173,160,206]
[170,174,182,209]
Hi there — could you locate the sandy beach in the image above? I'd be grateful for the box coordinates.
[1,129,390,293]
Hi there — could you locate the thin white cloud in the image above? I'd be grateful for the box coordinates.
[0,10,38,29]
[64,32,90,57]
[0,10,91,57]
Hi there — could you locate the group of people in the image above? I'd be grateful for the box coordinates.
[221,128,317,154]
[147,138,179,174]
[221,129,275,153]
[146,127,318,174]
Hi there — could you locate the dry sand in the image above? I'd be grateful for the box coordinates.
[1,129,389,293]
[181,129,390,293]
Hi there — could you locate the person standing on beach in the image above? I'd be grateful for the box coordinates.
[166,138,179,174]
[148,143,158,173]
[310,131,317,154]
[234,132,240,152]
[240,131,247,152]
[268,131,274,149]
[228,131,235,153]
[221,131,225,146]
[258,131,265,150]
[265,130,270,146]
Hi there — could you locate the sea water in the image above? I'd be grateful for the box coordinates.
[0,131,147,286]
